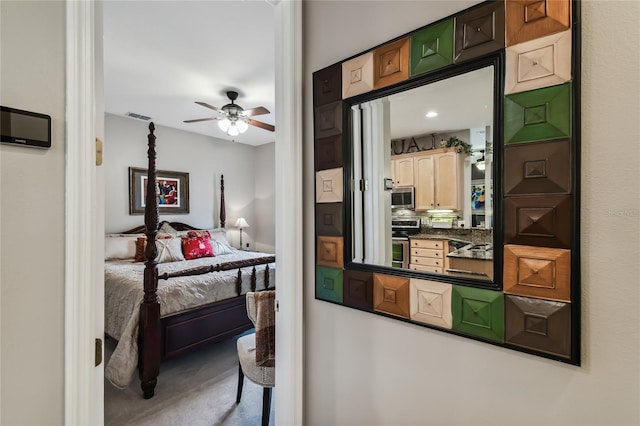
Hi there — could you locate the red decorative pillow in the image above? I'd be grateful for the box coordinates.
[181,236,214,260]
[187,230,211,238]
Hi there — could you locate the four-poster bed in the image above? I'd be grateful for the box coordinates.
[104,123,275,398]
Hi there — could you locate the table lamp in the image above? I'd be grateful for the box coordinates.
[235,217,250,250]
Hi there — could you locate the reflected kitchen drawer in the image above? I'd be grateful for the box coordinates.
[410,238,446,273]
[410,239,444,250]
[410,257,443,268]
[411,248,444,259]
[447,256,493,280]
[410,263,442,273]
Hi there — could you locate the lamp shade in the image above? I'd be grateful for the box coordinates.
[227,124,240,136]
[236,120,249,133]
[218,118,231,132]
[235,217,249,228]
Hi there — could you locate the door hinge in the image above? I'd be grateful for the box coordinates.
[275,299,280,312]
[95,338,103,367]
[359,179,368,191]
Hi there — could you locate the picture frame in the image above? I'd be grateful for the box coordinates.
[129,167,189,215]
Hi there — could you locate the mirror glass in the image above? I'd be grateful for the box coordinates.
[350,65,495,282]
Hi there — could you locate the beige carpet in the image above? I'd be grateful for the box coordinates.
[104,332,274,426]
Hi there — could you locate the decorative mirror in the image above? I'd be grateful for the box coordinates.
[313,0,580,365]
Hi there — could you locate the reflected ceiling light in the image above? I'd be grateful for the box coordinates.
[425,111,438,118]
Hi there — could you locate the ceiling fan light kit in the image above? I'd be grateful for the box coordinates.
[185,90,275,137]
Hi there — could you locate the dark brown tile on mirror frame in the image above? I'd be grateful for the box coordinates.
[343,270,374,311]
[505,294,571,359]
[314,134,343,171]
[313,63,342,107]
[315,203,343,236]
[504,139,571,196]
[454,0,505,63]
[314,101,343,139]
[504,194,572,248]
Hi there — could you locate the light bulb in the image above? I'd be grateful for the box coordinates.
[236,120,249,133]
[227,124,240,136]
[218,118,230,132]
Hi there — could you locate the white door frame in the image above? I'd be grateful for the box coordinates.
[65,1,102,424]
[64,1,304,424]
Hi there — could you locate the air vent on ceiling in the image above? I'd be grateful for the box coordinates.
[125,112,152,121]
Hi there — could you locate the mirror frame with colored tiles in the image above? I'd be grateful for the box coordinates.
[313,0,581,365]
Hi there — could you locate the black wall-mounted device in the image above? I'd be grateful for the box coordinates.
[1,106,51,149]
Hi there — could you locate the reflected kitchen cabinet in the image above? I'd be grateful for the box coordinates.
[413,148,464,210]
[391,155,414,187]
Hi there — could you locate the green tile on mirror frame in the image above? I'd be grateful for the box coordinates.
[504,82,572,144]
[410,19,454,76]
[315,265,343,303]
[452,286,504,342]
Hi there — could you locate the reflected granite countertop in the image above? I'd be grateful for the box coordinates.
[447,243,493,260]
[410,234,471,245]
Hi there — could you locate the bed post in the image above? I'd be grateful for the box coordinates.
[139,122,161,399]
[220,174,226,228]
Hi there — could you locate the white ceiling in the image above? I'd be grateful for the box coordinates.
[103,0,276,146]
[388,65,494,146]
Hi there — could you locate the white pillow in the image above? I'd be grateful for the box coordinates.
[211,239,233,255]
[105,235,139,260]
[156,238,185,263]
[207,228,234,252]
[207,228,230,244]
[159,222,179,236]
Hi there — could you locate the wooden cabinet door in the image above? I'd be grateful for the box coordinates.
[434,152,460,209]
[394,157,414,187]
[413,154,434,210]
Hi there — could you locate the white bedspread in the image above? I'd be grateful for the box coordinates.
[104,250,275,388]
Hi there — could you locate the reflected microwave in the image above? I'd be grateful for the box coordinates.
[391,187,415,209]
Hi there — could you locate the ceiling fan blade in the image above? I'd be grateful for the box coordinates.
[183,117,219,123]
[195,101,222,113]
[248,119,275,132]
[242,106,270,117]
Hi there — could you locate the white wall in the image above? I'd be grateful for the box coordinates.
[105,113,275,250]
[0,1,66,424]
[254,142,276,253]
[303,1,640,425]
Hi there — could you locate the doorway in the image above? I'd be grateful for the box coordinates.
[65,1,303,424]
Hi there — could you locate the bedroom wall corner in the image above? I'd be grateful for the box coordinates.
[0,1,66,424]
[253,142,276,253]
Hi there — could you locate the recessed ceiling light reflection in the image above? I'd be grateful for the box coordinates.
[425,111,438,118]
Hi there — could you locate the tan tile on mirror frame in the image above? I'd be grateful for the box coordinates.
[342,52,374,99]
[315,168,343,204]
[410,278,452,329]
[506,30,572,94]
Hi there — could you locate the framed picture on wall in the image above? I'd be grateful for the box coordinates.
[129,167,190,214]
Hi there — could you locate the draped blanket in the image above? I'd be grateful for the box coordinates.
[254,290,276,367]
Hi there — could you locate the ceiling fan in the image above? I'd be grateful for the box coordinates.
[184,90,275,136]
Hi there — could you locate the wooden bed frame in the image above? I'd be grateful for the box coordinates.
[134,122,274,398]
